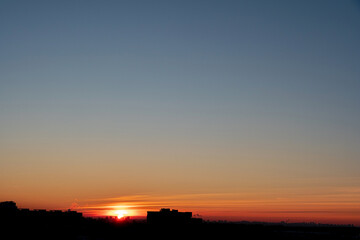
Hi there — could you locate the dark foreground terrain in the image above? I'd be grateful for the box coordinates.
[1,201,359,239]
[2,219,360,240]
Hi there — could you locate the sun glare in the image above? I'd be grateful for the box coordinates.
[115,210,128,219]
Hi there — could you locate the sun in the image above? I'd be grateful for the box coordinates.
[114,210,128,219]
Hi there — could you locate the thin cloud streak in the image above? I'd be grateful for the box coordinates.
[73,188,360,225]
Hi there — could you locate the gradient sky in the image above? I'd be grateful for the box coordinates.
[1,0,360,225]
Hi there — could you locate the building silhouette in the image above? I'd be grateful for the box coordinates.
[0,201,18,215]
[147,208,202,224]
[0,201,83,225]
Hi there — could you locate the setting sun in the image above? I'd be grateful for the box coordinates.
[114,210,128,219]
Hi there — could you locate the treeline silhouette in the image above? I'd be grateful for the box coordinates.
[1,201,359,240]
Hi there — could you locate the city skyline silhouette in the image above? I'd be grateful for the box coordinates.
[1,201,359,239]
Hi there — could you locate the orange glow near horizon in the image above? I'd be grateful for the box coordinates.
[71,189,360,226]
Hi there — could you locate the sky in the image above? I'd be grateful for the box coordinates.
[1,0,360,225]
